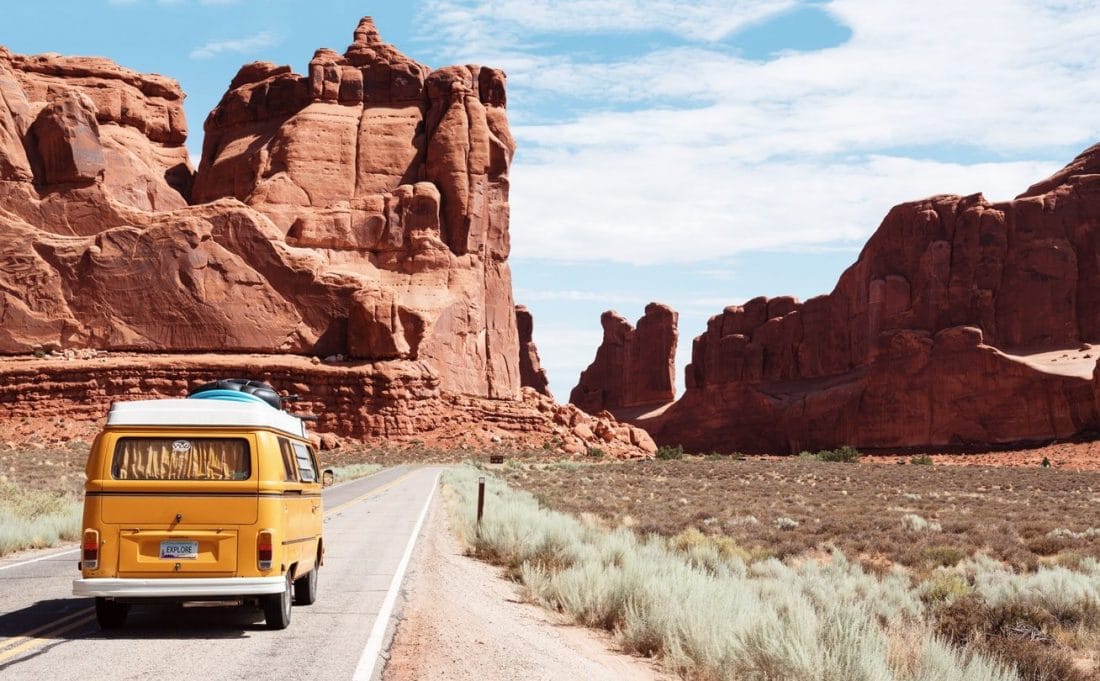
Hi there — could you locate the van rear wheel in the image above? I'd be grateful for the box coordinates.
[95,598,129,629]
[294,561,319,605]
[263,572,293,630]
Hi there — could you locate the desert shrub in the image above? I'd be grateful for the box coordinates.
[1047,527,1100,541]
[0,482,82,556]
[807,446,861,463]
[774,516,799,530]
[326,462,382,482]
[982,637,1092,681]
[922,573,973,604]
[902,513,943,533]
[923,545,966,568]
[585,446,605,459]
[551,460,581,472]
[670,527,756,566]
[910,454,934,465]
[1025,535,1074,556]
[933,595,1092,681]
[958,556,1100,627]
[655,445,684,461]
[442,466,1019,681]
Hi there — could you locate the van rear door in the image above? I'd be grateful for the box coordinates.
[98,435,257,575]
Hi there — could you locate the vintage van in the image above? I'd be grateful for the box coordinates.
[72,381,329,630]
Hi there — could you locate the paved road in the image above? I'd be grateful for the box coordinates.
[0,465,442,681]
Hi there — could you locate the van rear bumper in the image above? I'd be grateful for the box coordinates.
[73,576,286,598]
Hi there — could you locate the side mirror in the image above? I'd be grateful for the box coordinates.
[322,469,335,487]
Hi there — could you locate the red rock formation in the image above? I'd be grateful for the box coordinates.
[0,20,654,458]
[0,18,519,400]
[643,145,1100,452]
[0,354,653,458]
[188,17,518,397]
[515,305,550,397]
[0,46,191,209]
[570,303,677,413]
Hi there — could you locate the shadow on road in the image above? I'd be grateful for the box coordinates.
[0,598,267,675]
[0,597,268,641]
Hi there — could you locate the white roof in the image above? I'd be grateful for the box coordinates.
[107,399,307,438]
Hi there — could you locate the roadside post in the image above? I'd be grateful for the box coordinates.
[476,476,486,538]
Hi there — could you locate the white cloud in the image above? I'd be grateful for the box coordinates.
[511,152,1058,264]
[419,0,1100,265]
[189,31,278,60]
[514,288,651,304]
[420,0,796,51]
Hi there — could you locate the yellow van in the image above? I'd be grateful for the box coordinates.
[72,380,329,630]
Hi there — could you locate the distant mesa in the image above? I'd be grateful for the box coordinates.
[573,144,1100,453]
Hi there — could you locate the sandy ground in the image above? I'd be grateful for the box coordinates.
[1004,342,1097,378]
[382,494,671,681]
[856,439,1100,470]
[4,412,1100,471]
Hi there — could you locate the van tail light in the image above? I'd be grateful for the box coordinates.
[82,529,100,570]
[258,530,274,570]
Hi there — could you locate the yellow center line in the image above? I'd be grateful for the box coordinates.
[324,469,420,517]
[0,614,96,664]
[0,607,95,653]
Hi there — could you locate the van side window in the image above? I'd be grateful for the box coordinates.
[277,438,298,482]
[291,443,318,483]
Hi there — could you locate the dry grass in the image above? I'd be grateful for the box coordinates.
[498,458,1100,574]
[0,478,83,556]
[0,443,87,556]
[326,462,382,482]
[494,457,1100,680]
[443,465,1027,681]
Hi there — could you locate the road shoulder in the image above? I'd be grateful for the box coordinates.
[382,491,670,681]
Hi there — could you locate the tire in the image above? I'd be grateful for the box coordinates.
[294,561,318,606]
[263,572,293,630]
[94,598,129,630]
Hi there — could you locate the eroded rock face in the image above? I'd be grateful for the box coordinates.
[0,46,191,210]
[0,354,653,458]
[516,305,550,397]
[570,302,678,413]
[0,18,521,400]
[186,17,518,397]
[645,145,1100,452]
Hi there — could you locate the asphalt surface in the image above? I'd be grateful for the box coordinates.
[0,465,443,681]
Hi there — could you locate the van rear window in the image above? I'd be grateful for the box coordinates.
[111,438,251,481]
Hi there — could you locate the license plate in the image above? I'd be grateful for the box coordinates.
[160,540,199,560]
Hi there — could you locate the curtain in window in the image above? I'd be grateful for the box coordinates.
[112,439,250,480]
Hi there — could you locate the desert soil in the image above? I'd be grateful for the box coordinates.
[382,492,670,681]
[5,411,1100,470]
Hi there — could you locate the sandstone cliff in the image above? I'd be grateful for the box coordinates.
[0,18,652,457]
[637,145,1100,453]
[0,18,516,399]
[570,303,677,413]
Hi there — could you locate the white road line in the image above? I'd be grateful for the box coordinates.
[351,470,440,681]
[0,547,79,572]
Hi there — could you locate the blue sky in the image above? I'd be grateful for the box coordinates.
[4,1,1099,397]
